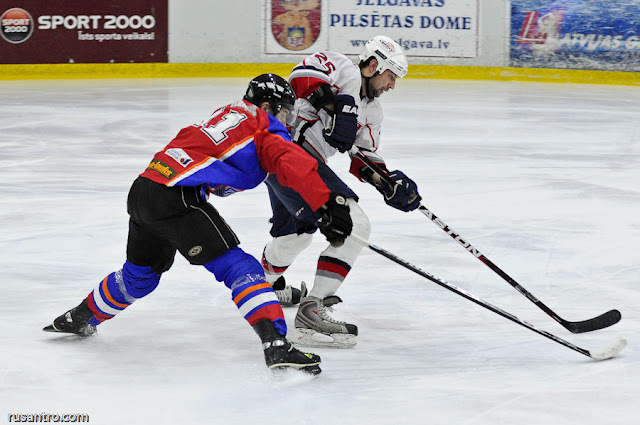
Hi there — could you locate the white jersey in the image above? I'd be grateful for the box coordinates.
[288,51,385,169]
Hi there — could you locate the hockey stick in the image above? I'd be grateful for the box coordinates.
[351,148,621,334]
[350,234,626,361]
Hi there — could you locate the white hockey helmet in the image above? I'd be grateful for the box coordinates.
[359,36,408,78]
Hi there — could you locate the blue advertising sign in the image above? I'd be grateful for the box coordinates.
[511,0,640,71]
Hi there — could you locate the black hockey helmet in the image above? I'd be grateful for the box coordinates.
[244,73,296,115]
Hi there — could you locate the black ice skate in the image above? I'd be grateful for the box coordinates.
[43,299,97,337]
[253,319,321,375]
[272,276,307,307]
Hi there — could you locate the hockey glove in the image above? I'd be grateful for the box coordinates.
[323,94,358,153]
[318,192,353,247]
[377,170,422,212]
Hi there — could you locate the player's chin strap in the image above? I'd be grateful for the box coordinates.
[349,146,621,334]
[360,71,379,100]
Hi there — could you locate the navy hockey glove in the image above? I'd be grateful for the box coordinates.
[323,94,358,153]
[377,170,422,212]
[318,192,353,247]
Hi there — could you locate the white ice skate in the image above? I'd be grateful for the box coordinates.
[290,295,357,348]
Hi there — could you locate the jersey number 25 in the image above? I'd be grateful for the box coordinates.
[315,52,336,74]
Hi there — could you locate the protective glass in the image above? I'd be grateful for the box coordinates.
[277,102,298,127]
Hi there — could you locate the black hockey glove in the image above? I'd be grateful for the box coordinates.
[318,192,353,247]
[377,170,422,212]
[323,94,358,153]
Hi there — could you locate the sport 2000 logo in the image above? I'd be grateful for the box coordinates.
[1,8,34,43]
[1,7,158,44]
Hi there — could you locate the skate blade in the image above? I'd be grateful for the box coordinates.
[289,328,357,349]
[42,324,96,337]
[269,363,322,376]
[43,324,59,333]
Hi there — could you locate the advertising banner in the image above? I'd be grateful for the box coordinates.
[265,0,479,59]
[0,0,168,64]
[511,0,640,71]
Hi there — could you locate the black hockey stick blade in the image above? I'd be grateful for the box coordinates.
[427,205,623,334]
[351,234,627,361]
[349,147,621,334]
[561,309,622,334]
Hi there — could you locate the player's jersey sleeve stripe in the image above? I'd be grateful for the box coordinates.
[290,65,331,83]
[290,66,332,99]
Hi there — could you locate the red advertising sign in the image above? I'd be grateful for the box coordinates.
[0,1,168,64]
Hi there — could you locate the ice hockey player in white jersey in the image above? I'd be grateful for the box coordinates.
[261,36,422,348]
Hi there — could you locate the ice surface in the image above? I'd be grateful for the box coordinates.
[1,77,638,425]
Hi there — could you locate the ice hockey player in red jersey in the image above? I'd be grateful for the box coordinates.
[262,36,422,348]
[42,74,354,375]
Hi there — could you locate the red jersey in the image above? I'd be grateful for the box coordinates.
[140,100,331,211]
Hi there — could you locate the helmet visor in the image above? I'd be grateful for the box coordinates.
[275,102,298,127]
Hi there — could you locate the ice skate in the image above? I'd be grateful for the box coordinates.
[263,338,321,375]
[253,319,321,375]
[291,295,358,348]
[272,276,307,307]
[42,299,97,337]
